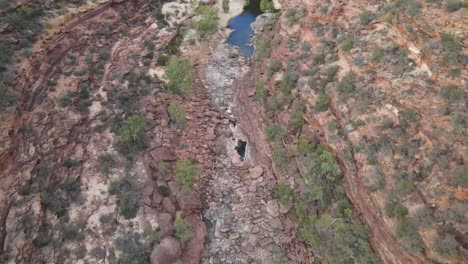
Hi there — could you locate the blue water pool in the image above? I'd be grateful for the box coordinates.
[226,1,262,57]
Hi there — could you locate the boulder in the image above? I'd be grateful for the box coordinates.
[266,200,279,217]
[158,212,173,236]
[176,191,203,212]
[150,147,176,162]
[150,237,181,264]
[249,166,263,179]
[181,214,207,264]
[162,198,176,216]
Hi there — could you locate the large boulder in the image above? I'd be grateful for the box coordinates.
[176,191,203,212]
[150,237,182,264]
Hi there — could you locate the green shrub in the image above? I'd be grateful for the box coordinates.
[445,0,461,12]
[297,135,313,154]
[164,57,194,94]
[315,92,329,112]
[4,6,41,33]
[0,42,12,71]
[275,183,293,205]
[175,160,199,191]
[63,158,80,168]
[108,176,141,219]
[290,101,305,131]
[19,183,32,196]
[114,232,147,264]
[286,9,299,26]
[440,33,461,64]
[272,145,287,165]
[337,74,355,99]
[156,55,168,66]
[260,0,275,12]
[255,37,271,58]
[267,60,282,77]
[168,101,187,128]
[440,85,464,103]
[253,81,267,105]
[118,116,148,153]
[41,191,62,214]
[407,0,422,17]
[359,11,375,25]
[341,36,354,52]
[396,217,424,252]
[192,6,219,39]
[280,70,299,94]
[61,176,80,192]
[450,164,468,187]
[222,0,229,13]
[369,47,384,63]
[265,123,288,142]
[434,235,459,258]
[35,231,51,247]
[174,216,192,243]
[98,153,116,174]
[62,222,85,241]
[0,0,10,9]
[56,91,75,108]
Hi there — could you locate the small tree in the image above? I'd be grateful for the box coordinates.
[265,123,288,142]
[222,0,229,13]
[174,216,192,243]
[119,116,148,152]
[164,58,194,94]
[315,92,329,112]
[168,101,187,128]
[260,0,275,12]
[290,101,305,131]
[175,160,199,191]
[193,6,219,39]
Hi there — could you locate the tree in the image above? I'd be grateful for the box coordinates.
[265,123,288,142]
[164,58,194,94]
[290,101,305,131]
[359,11,375,25]
[175,160,199,191]
[168,101,187,128]
[222,0,229,13]
[119,116,148,152]
[315,92,329,112]
[174,216,192,243]
[193,6,219,39]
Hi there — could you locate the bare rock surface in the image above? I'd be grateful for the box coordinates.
[150,237,182,264]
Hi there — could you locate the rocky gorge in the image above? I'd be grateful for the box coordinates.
[0,0,466,264]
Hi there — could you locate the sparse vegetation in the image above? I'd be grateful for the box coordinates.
[275,183,293,205]
[445,0,461,12]
[114,232,147,264]
[337,74,355,100]
[56,91,74,107]
[290,100,305,131]
[266,123,288,142]
[315,92,329,112]
[174,216,192,243]
[450,164,468,187]
[61,222,85,241]
[168,101,187,128]
[253,81,267,105]
[440,33,462,64]
[260,0,275,12]
[98,153,116,175]
[440,85,464,103]
[222,0,230,13]
[164,57,194,94]
[175,160,199,191]
[341,36,354,52]
[370,47,384,63]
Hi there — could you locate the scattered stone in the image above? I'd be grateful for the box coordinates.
[259,237,273,247]
[176,191,203,212]
[269,218,283,230]
[230,232,240,240]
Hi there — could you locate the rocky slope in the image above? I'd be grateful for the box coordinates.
[0,0,466,264]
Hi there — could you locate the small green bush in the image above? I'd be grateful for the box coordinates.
[341,36,354,52]
[359,11,375,25]
[315,92,329,112]
[280,70,299,94]
[275,183,293,205]
[41,191,62,214]
[0,42,12,71]
[337,74,355,99]
[35,231,51,247]
[255,37,271,58]
[369,47,384,63]
[175,160,199,191]
[62,222,85,242]
[168,101,187,128]
[164,57,194,94]
[56,91,75,108]
[440,33,461,64]
[445,0,461,12]
[98,153,116,175]
[272,145,287,165]
[108,176,141,219]
[253,81,267,105]
[434,235,459,258]
[290,101,305,131]
[118,116,148,153]
[440,85,464,103]
[260,0,276,12]
[174,216,192,243]
[156,55,168,66]
[114,232,147,264]
[265,123,288,142]
[61,176,80,192]
[286,9,299,26]
[450,164,468,187]
[222,0,229,13]
[63,158,80,168]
